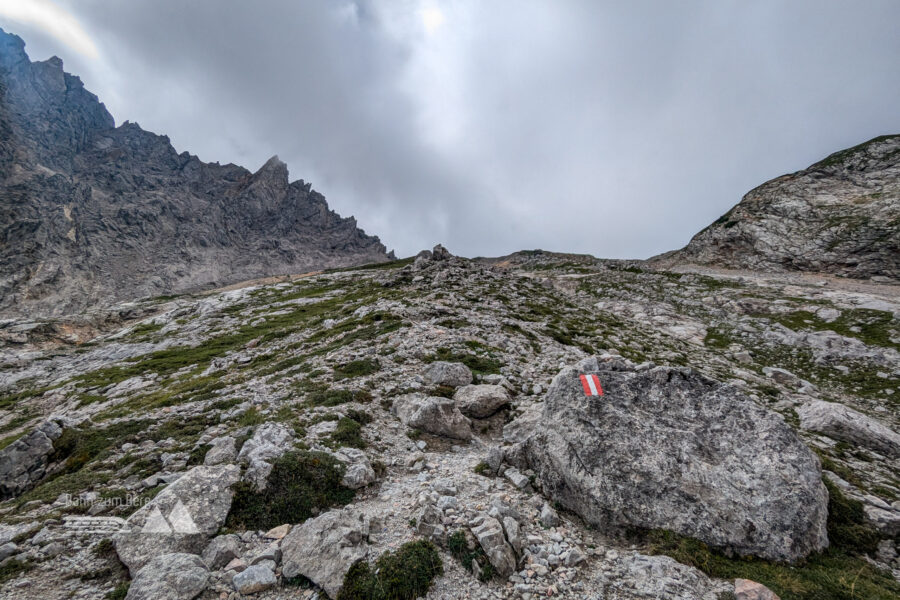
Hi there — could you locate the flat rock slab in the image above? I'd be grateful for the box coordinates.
[798,400,900,458]
[517,357,828,562]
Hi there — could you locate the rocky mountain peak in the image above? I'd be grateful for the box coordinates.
[0,28,389,318]
[656,134,900,280]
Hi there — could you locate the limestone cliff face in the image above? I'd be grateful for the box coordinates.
[659,135,899,280]
[0,29,389,318]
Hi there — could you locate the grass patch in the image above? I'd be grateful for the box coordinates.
[334,358,381,380]
[225,450,354,530]
[645,478,898,600]
[338,540,443,600]
[327,416,367,449]
[307,386,373,407]
[0,558,33,585]
[426,347,503,376]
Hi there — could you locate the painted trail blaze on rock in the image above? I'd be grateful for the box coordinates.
[579,374,604,396]
[521,357,829,562]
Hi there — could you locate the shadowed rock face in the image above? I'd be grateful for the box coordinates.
[0,28,389,319]
[518,358,829,562]
[659,135,900,280]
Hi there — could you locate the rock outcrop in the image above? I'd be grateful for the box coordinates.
[0,419,63,499]
[281,509,370,599]
[114,464,240,575]
[657,135,900,280]
[0,28,389,319]
[512,357,829,562]
[798,400,900,459]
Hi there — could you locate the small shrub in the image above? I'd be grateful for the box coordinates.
[308,388,372,407]
[447,530,493,581]
[329,417,366,449]
[334,359,381,380]
[338,540,443,600]
[225,450,354,530]
[237,407,265,427]
[186,444,211,466]
[473,461,493,477]
[105,582,130,600]
[0,558,33,585]
[822,478,880,554]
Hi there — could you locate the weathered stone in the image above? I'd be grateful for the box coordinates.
[422,361,473,387]
[125,552,209,600]
[203,436,237,466]
[201,534,241,570]
[281,508,369,599]
[518,359,828,562]
[114,464,240,575]
[798,400,900,458]
[472,516,517,577]
[0,419,63,499]
[391,394,472,440]
[735,578,781,600]
[237,422,294,489]
[539,503,560,528]
[598,552,731,600]
[332,447,376,489]
[233,564,276,594]
[454,384,511,418]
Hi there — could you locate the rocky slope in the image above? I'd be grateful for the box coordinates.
[0,248,897,599]
[0,28,389,319]
[655,135,900,280]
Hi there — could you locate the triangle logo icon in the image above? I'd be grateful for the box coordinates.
[166,500,200,534]
[141,506,173,534]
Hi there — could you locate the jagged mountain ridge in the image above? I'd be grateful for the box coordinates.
[655,135,900,280]
[0,28,390,319]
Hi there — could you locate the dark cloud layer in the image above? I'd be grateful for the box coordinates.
[5,1,900,258]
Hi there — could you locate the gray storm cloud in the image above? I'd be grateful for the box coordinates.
[4,0,899,258]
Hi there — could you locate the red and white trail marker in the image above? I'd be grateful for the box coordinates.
[579,374,603,396]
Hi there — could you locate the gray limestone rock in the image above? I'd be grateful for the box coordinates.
[471,516,517,577]
[233,563,277,594]
[281,508,370,599]
[454,384,511,418]
[517,358,828,562]
[0,28,389,319]
[0,418,63,499]
[391,394,472,440]
[422,361,473,387]
[125,552,209,600]
[798,400,900,458]
[201,534,241,570]
[203,436,237,466]
[114,464,240,575]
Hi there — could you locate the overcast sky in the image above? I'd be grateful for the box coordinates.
[2,0,899,258]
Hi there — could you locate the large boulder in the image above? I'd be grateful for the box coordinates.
[423,361,473,387]
[598,552,733,599]
[281,508,369,599]
[515,357,828,562]
[454,384,511,418]
[114,464,240,575]
[798,400,900,458]
[0,419,64,499]
[391,394,472,440]
[125,552,209,600]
